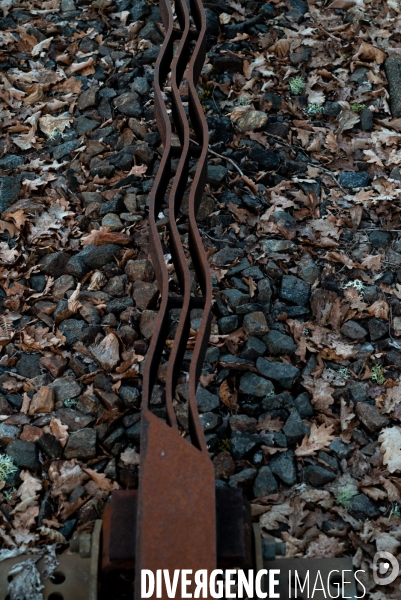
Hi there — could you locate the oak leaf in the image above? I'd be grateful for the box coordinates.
[379,427,401,473]
[295,422,335,457]
[259,503,293,530]
[305,534,344,558]
[256,414,283,432]
[302,376,335,413]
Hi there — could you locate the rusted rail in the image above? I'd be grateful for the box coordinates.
[135,0,216,595]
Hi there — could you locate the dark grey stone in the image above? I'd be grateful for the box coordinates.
[297,255,320,285]
[196,387,220,412]
[269,450,297,486]
[207,165,227,185]
[338,171,371,189]
[52,140,80,160]
[130,0,150,20]
[263,91,282,111]
[228,468,257,490]
[119,385,140,408]
[240,336,267,361]
[262,392,294,413]
[253,466,278,497]
[264,330,297,355]
[113,92,143,118]
[50,376,81,403]
[329,437,354,460]
[369,230,392,250]
[218,315,239,334]
[211,247,244,266]
[7,440,40,470]
[55,408,94,432]
[38,433,62,459]
[140,21,164,44]
[385,56,401,117]
[239,372,274,397]
[340,320,367,340]
[199,412,221,432]
[304,465,336,487]
[230,432,260,459]
[58,319,86,346]
[323,102,342,116]
[221,289,250,308]
[280,275,310,306]
[0,175,21,213]
[290,47,311,65]
[293,392,314,418]
[360,109,373,131]
[131,77,150,96]
[250,146,280,170]
[243,312,269,336]
[64,428,97,460]
[68,244,120,275]
[39,252,70,276]
[368,318,388,341]
[0,423,19,445]
[261,239,298,253]
[126,420,141,444]
[283,411,308,446]
[349,67,369,84]
[212,54,244,73]
[76,86,98,110]
[348,494,380,520]
[16,353,41,378]
[75,116,99,135]
[256,358,300,389]
[0,155,24,170]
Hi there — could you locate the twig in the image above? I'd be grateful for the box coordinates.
[207,147,244,177]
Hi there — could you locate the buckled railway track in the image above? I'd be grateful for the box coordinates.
[136,0,216,592]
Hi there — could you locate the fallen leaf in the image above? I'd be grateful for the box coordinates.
[379,427,401,473]
[295,422,335,457]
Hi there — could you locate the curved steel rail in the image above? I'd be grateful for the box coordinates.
[135,0,216,594]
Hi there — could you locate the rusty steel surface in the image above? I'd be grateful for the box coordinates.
[135,0,216,595]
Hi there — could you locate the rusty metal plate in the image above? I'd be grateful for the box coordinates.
[0,552,91,600]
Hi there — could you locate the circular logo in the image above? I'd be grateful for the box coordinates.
[373,552,399,585]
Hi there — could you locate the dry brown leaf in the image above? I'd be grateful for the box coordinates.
[340,398,355,432]
[354,42,386,64]
[295,422,335,457]
[305,534,344,558]
[259,502,293,530]
[269,39,290,57]
[120,448,141,465]
[323,251,357,268]
[81,227,130,247]
[383,386,401,414]
[302,376,335,413]
[336,109,360,134]
[49,416,69,447]
[39,114,73,136]
[379,427,401,473]
[50,460,88,496]
[256,414,284,432]
[128,164,147,177]
[67,283,81,313]
[83,467,119,492]
[360,254,384,271]
[367,299,389,319]
[219,380,238,410]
